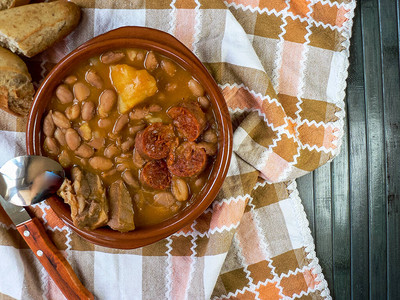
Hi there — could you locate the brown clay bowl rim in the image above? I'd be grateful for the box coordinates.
[26,26,233,249]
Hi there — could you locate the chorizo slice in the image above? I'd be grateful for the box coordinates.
[167,101,206,142]
[167,141,207,177]
[140,160,171,190]
[135,122,177,160]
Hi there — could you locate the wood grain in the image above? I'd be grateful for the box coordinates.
[297,173,315,238]
[361,0,387,299]
[298,1,400,299]
[313,164,333,288]
[16,218,94,300]
[381,1,400,298]
[331,117,350,299]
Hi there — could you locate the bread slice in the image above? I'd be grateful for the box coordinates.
[0,0,30,11]
[0,0,80,57]
[0,46,34,116]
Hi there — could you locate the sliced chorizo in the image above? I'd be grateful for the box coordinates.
[140,160,171,190]
[167,101,206,141]
[135,123,177,160]
[167,141,207,177]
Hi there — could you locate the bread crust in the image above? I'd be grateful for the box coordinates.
[0,46,34,116]
[0,0,81,57]
[10,0,30,8]
[0,0,29,10]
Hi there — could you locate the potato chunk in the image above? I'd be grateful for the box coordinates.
[110,64,158,114]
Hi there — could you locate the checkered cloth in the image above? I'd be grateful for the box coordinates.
[0,0,356,299]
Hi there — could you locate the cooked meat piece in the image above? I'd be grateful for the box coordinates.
[135,122,177,160]
[58,166,109,230]
[167,101,206,141]
[167,141,207,177]
[107,180,135,232]
[140,160,171,190]
[58,178,78,220]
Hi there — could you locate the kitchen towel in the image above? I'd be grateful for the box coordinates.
[0,0,356,299]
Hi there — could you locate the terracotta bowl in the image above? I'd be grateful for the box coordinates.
[26,26,232,249]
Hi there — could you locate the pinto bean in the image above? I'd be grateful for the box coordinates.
[108,132,118,141]
[85,69,103,89]
[73,82,90,101]
[194,177,205,188]
[78,123,92,141]
[132,149,146,168]
[149,104,162,112]
[112,114,129,134]
[44,137,59,156]
[104,144,121,158]
[171,178,189,202]
[129,108,148,120]
[89,157,113,171]
[101,169,117,179]
[98,118,114,129]
[75,144,94,158]
[80,158,88,167]
[147,117,163,124]
[197,141,217,156]
[122,170,139,188]
[121,137,135,153]
[88,137,105,150]
[64,75,77,85]
[65,128,81,151]
[136,51,145,62]
[100,51,125,64]
[203,129,218,143]
[188,78,204,97]
[127,123,145,136]
[98,89,116,117]
[114,137,122,149]
[81,101,96,121]
[52,111,71,129]
[170,203,182,213]
[116,163,128,172]
[58,150,71,168]
[197,96,210,110]
[153,192,175,207]
[126,49,138,61]
[54,128,66,146]
[161,60,177,77]
[65,104,80,120]
[144,51,158,71]
[55,84,73,104]
[115,154,132,163]
[43,111,55,137]
[134,193,144,208]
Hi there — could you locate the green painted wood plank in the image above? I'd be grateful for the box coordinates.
[297,173,315,239]
[382,1,400,299]
[361,0,387,298]
[313,164,333,290]
[331,114,350,300]
[347,3,370,299]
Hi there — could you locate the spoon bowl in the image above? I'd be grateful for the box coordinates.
[0,155,65,206]
[0,156,93,299]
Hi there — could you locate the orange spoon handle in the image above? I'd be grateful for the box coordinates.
[17,217,94,300]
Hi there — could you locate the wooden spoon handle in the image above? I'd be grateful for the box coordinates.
[17,217,94,300]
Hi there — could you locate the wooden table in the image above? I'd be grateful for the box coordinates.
[297,1,400,299]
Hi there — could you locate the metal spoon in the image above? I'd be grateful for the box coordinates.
[0,155,93,300]
[0,155,64,206]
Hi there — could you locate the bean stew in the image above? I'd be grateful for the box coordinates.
[41,48,218,232]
